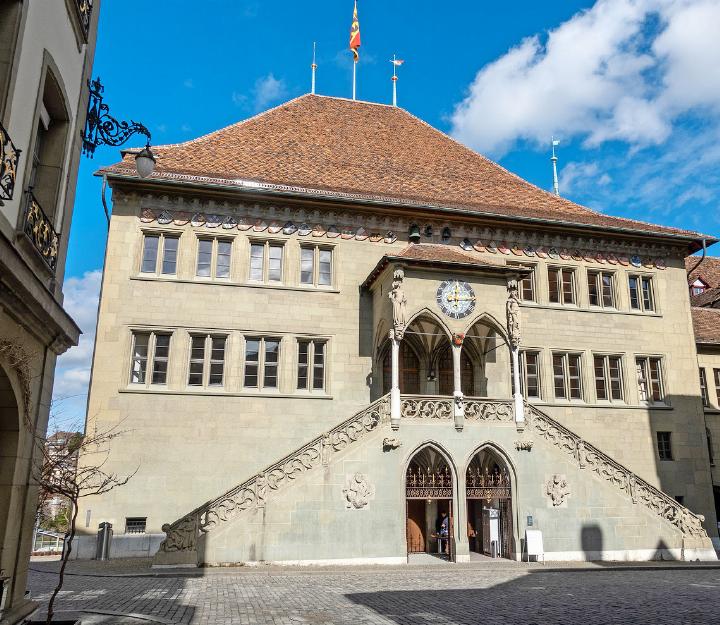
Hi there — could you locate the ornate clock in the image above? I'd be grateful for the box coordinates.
[436,280,476,319]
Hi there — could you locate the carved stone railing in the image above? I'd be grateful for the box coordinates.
[23,192,59,271]
[0,121,20,201]
[524,403,708,538]
[156,395,390,557]
[400,395,514,422]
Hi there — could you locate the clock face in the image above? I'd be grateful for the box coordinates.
[436,280,476,319]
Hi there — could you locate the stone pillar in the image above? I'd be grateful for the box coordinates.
[454,470,470,563]
[452,334,464,431]
[390,330,401,430]
[511,347,525,426]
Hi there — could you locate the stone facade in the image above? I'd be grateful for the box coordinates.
[74,180,718,564]
[0,2,98,623]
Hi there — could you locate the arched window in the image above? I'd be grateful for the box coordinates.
[382,342,420,394]
[437,347,474,396]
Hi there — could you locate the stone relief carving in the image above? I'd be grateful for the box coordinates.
[383,437,402,451]
[514,440,534,451]
[343,473,375,509]
[506,279,521,349]
[388,266,408,340]
[524,403,707,537]
[158,396,389,554]
[546,474,570,507]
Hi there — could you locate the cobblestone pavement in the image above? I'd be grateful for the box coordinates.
[27,560,720,625]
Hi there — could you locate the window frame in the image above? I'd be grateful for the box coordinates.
[248,239,285,284]
[593,354,625,403]
[139,230,180,277]
[700,368,709,407]
[547,266,577,306]
[243,336,283,391]
[714,369,720,408]
[656,431,673,461]
[587,270,616,309]
[296,338,328,392]
[519,350,542,399]
[299,244,334,288]
[628,274,656,312]
[636,355,666,405]
[129,330,172,387]
[187,333,228,389]
[124,517,147,534]
[195,236,234,280]
[551,351,584,401]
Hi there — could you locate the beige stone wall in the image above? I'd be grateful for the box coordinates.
[697,345,720,488]
[77,191,717,544]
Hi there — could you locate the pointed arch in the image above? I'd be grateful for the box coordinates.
[406,307,453,340]
[463,311,509,346]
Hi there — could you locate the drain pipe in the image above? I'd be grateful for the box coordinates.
[687,238,708,284]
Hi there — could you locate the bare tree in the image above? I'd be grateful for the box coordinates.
[34,423,136,624]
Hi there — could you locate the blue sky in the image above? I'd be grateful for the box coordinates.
[53,0,720,424]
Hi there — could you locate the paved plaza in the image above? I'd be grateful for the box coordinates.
[25,558,720,625]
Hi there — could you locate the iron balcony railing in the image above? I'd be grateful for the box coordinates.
[74,0,94,39]
[23,191,59,271]
[0,121,20,201]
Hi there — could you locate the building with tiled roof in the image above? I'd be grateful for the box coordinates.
[77,94,719,565]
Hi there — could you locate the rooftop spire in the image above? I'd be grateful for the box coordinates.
[311,42,317,95]
[551,137,560,196]
[390,55,404,107]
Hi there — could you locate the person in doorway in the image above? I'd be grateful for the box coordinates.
[436,511,449,554]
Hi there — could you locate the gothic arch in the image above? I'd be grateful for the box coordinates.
[462,441,517,481]
[405,307,453,340]
[403,441,458,486]
[463,311,510,346]
[0,360,22,571]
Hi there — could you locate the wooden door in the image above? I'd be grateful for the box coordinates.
[406,500,425,553]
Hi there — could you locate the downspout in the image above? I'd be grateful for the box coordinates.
[687,238,708,284]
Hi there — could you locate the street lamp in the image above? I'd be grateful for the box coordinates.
[82,77,155,177]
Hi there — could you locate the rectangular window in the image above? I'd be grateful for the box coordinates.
[141,233,179,275]
[548,267,575,305]
[297,339,327,391]
[700,368,709,407]
[196,238,233,279]
[187,334,227,387]
[300,246,334,287]
[520,351,541,399]
[715,369,720,406]
[130,331,171,385]
[249,241,284,283]
[588,271,615,308]
[552,352,583,400]
[656,432,673,461]
[125,517,147,534]
[594,355,624,401]
[636,356,665,404]
[629,275,655,311]
[244,336,282,390]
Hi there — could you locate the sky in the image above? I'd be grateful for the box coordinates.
[52,0,720,425]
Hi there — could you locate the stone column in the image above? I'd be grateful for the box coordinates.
[454,470,470,563]
[451,334,465,431]
[507,278,525,426]
[390,329,401,430]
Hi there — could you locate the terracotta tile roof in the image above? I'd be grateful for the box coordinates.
[395,243,506,266]
[686,256,720,289]
[103,94,712,243]
[692,307,720,344]
[692,286,720,308]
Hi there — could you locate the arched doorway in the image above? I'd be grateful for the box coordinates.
[466,447,514,559]
[0,363,21,570]
[382,341,420,394]
[437,347,475,396]
[405,446,454,561]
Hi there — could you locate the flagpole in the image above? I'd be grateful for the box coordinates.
[311,42,317,95]
[392,54,398,107]
[551,137,560,196]
[353,59,357,101]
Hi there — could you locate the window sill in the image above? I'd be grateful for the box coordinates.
[130,275,339,293]
[530,401,674,411]
[119,387,333,399]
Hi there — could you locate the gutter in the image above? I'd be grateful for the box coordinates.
[98,171,718,251]
[687,238,708,283]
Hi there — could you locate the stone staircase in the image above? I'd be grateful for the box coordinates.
[153,394,709,566]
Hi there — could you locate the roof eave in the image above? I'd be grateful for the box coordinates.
[98,170,718,250]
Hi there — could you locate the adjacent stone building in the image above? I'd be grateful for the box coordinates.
[76,94,718,565]
[0,2,98,622]
[688,256,720,529]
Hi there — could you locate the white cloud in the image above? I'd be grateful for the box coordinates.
[450,0,720,156]
[52,270,102,423]
[252,73,287,111]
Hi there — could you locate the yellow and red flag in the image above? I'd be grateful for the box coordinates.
[349,1,361,62]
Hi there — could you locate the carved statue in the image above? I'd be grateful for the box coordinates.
[506,278,521,349]
[577,441,587,468]
[546,474,570,506]
[160,516,197,552]
[514,440,533,451]
[321,433,333,466]
[343,473,375,509]
[389,266,408,340]
[383,437,402,451]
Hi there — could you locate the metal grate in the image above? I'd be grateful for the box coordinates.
[125,517,147,534]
